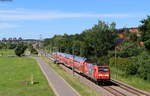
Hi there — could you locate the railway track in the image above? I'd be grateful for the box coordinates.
[45,55,150,96]
[111,80,150,96]
[102,86,126,96]
[100,84,149,96]
[58,63,150,96]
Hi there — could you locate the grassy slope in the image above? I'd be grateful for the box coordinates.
[43,57,100,96]
[0,57,55,96]
[111,67,150,92]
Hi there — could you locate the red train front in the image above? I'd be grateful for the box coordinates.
[94,65,110,81]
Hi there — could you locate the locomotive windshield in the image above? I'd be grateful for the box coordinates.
[98,67,109,72]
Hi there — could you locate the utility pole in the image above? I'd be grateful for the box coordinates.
[115,46,117,79]
[72,48,75,76]
[56,47,58,64]
[38,34,42,50]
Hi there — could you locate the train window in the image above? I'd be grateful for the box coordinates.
[98,67,109,72]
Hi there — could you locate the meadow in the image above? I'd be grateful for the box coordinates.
[0,57,55,96]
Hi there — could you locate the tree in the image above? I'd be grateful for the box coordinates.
[120,40,143,57]
[7,43,17,49]
[43,21,117,65]
[28,44,38,54]
[136,52,150,81]
[83,21,116,64]
[0,43,6,49]
[15,43,27,56]
[139,16,150,51]
[144,39,150,50]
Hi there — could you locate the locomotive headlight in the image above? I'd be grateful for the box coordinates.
[104,74,109,76]
[99,74,103,76]
[99,74,109,76]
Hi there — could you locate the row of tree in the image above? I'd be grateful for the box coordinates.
[44,21,116,64]
[0,43,17,49]
[0,42,37,56]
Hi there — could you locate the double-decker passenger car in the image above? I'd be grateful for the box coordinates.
[50,52,110,83]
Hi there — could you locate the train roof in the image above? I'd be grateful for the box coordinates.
[53,52,87,62]
[74,56,87,62]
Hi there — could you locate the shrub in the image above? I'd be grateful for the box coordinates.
[28,44,38,54]
[31,47,38,54]
[136,52,150,81]
[15,43,27,56]
[144,40,150,51]
[109,57,134,72]
[110,51,150,81]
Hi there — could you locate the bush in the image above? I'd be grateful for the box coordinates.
[0,43,7,49]
[144,40,150,51]
[31,47,38,54]
[15,43,27,56]
[120,41,143,57]
[110,51,150,81]
[28,44,38,54]
[136,52,150,81]
[7,43,17,49]
[126,58,139,75]
[109,57,134,72]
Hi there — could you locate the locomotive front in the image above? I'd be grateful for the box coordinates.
[96,66,110,82]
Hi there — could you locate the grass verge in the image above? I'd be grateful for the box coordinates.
[43,57,100,96]
[111,67,150,92]
[0,57,55,96]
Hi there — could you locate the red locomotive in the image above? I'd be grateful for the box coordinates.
[50,52,110,83]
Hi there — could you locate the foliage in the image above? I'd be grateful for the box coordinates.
[139,16,150,51]
[44,21,116,64]
[0,43,17,49]
[136,52,150,81]
[28,44,38,54]
[120,41,143,57]
[0,43,6,49]
[110,51,150,81]
[6,43,17,49]
[110,67,150,91]
[126,59,139,75]
[144,39,150,51]
[109,57,134,72]
[15,43,27,56]
[43,18,150,82]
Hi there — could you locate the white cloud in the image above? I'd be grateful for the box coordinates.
[0,23,18,28]
[0,9,132,21]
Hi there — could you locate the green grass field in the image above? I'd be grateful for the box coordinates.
[111,67,150,92]
[0,49,15,56]
[0,57,55,96]
[43,57,100,96]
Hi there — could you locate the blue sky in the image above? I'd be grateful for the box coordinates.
[0,0,149,39]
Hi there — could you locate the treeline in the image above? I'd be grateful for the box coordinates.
[0,42,37,56]
[44,21,117,64]
[0,43,17,49]
[43,17,150,81]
